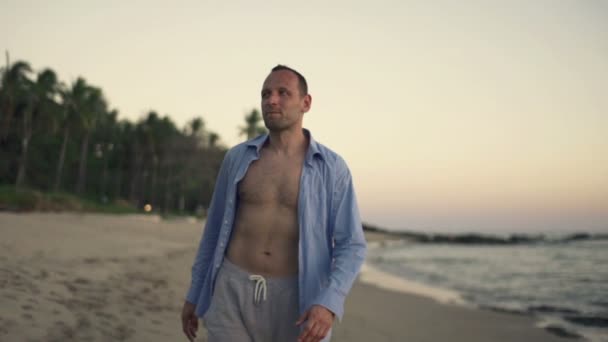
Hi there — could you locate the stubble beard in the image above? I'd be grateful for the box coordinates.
[263,113,291,133]
[264,119,289,133]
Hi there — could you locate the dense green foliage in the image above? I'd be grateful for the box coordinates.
[0,55,265,215]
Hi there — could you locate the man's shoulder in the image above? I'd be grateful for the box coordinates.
[226,140,250,156]
[223,136,262,161]
[312,139,349,171]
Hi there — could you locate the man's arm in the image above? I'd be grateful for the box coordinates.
[311,163,367,320]
[298,163,366,341]
[182,152,233,341]
[185,151,233,304]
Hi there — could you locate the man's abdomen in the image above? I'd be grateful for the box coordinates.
[226,203,299,277]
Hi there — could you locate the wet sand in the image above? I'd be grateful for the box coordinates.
[0,212,569,341]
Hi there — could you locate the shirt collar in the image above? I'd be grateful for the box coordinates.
[246,128,324,165]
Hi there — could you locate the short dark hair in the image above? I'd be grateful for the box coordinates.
[271,64,308,96]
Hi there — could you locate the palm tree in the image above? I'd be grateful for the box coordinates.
[54,78,86,191]
[208,132,219,148]
[75,85,106,195]
[15,68,59,188]
[187,117,204,136]
[239,109,267,140]
[95,109,118,200]
[143,111,160,208]
[0,57,32,141]
[57,77,107,195]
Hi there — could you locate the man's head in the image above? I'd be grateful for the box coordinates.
[271,65,308,97]
[261,65,312,132]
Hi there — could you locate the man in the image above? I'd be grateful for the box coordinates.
[181,65,366,342]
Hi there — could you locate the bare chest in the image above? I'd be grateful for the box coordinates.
[238,155,304,208]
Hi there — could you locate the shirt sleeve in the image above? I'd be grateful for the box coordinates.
[312,164,367,320]
[185,151,232,304]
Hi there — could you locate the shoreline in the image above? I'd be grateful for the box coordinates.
[334,281,573,342]
[359,262,466,306]
[356,261,586,340]
[361,238,598,341]
[0,212,574,341]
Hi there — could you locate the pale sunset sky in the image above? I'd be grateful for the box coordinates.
[2,0,606,233]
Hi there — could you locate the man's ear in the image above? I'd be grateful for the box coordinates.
[302,94,312,113]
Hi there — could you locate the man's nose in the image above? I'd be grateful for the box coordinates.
[265,92,279,105]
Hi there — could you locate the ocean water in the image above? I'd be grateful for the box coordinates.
[367,238,608,341]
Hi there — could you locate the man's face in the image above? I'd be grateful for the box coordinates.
[261,70,311,132]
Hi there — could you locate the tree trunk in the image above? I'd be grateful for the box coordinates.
[163,164,172,213]
[0,95,13,141]
[15,106,32,188]
[53,126,69,191]
[150,155,158,209]
[101,144,109,202]
[128,143,142,204]
[76,130,90,195]
[0,51,12,141]
[114,154,124,199]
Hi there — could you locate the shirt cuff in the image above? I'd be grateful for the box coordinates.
[185,284,201,304]
[311,286,346,321]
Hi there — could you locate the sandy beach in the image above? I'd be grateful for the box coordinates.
[0,212,571,341]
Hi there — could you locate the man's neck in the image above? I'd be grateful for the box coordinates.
[266,127,308,157]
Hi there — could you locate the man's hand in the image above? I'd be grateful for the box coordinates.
[181,301,198,341]
[295,305,335,342]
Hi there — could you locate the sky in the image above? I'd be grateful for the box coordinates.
[1,0,607,233]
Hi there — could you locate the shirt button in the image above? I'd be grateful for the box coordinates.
[215,263,220,268]
[224,220,228,224]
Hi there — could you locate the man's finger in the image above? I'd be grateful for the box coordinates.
[322,324,331,339]
[185,325,194,342]
[188,317,198,340]
[184,316,196,341]
[185,324,193,341]
[181,316,191,340]
[191,316,198,332]
[318,323,330,340]
[298,321,316,342]
[311,323,325,342]
[295,310,309,326]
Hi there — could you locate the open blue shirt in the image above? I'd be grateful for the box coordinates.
[186,130,367,321]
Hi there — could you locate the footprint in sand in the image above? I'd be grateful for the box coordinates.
[83,257,101,264]
[33,270,49,280]
[152,279,168,288]
[73,277,91,285]
[3,293,17,301]
[95,311,115,320]
[63,282,78,293]
[0,316,15,334]
[113,324,134,340]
